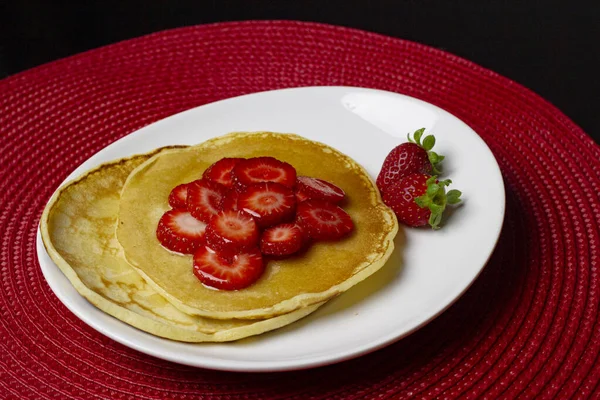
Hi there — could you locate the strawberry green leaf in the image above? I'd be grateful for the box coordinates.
[447,189,462,204]
[438,178,452,187]
[426,183,440,197]
[429,212,443,230]
[429,203,443,215]
[422,135,435,151]
[414,175,462,229]
[413,128,425,145]
[415,195,429,208]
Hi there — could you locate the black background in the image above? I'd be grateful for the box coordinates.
[2,1,598,143]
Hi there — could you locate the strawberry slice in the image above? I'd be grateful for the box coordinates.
[296,200,354,240]
[291,216,313,248]
[205,209,259,254]
[193,246,264,290]
[186,179,227,222]
[237,182,296,228]
[295,190,310,203]
[233,157,296,190]
[260,223,305,256]
[168,183,189,209]
[220,189,240,211]
[295,176,345,204]
[202,158,244,188]
[156,209,207,254]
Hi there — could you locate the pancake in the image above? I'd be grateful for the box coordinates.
[117,132,398,320]
[40,148,322,342]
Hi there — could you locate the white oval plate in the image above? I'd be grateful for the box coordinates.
[36,86,505,372]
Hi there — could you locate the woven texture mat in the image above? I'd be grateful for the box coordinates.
[2,20,599,399]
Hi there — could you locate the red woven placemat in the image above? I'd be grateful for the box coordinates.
[2,20,599,399]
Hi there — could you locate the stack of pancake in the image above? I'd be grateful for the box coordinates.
[40,132,398,342]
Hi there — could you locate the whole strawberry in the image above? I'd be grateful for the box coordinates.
[376,128,444,193]
[382,173,461,229]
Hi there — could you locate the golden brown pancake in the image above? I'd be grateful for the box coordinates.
[117,132,398,320]
[40,148,322,342]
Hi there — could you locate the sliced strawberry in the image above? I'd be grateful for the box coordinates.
[233,157,296,191]
[237,182,296,228]
[295,176,345,204]
[205,209,259,254]
[296,200,354,240]
[193,246,264,290]
[220,189,240,211]
[295,189,310,203]
[186,179,227,223]
[260,223,305,256]
[156,209,207,254]
[202,158,244,188]
[292,216,312,248]
[168,183,189,209]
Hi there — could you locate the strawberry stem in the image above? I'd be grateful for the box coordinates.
[415,176,462,229]
[407,128,444,175]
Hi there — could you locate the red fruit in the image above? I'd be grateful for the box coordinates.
[382,173,462,229]
[221,189,240,211]
[203,158,244,188]
[376,128,444,193]
[193,246,264,290]
[238,182,296,227]
[296,200,354,240]
[295,190,310,203]
[260,223,305,256]
[168,183,189,209]
[186,179,227,223]
[205,209,259,254]
[295,176,345,203]
[233,157,296,190]
[377,143,428,192]
[156,209,207,254]
[291,216,312,247]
